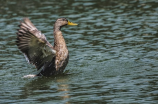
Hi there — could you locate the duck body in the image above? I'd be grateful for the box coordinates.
[16,18,77,76]
[37,31,69,76]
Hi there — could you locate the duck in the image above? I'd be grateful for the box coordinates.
[16,18,77,77]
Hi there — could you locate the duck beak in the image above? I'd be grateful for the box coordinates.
[67,21,78,25]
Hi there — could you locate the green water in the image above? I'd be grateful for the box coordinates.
[1,0,158,103]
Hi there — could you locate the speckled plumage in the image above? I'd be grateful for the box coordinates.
[16,18,77,76]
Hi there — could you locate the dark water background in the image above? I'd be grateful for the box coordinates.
[1,0,158,103]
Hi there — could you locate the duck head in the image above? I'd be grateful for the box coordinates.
[54,18,78,30]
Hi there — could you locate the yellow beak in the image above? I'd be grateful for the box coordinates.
[67,21,78,26]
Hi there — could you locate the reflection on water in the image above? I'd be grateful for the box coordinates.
[18,76,70,103]
[0,0,158,103]
[56,78,70,101]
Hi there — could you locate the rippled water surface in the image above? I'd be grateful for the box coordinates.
[1,0,158,103]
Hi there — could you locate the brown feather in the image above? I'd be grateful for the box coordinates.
[16,18,56,72]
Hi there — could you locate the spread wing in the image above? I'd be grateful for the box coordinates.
[16,18,56,70]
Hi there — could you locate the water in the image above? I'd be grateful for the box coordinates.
[0,0,158,103]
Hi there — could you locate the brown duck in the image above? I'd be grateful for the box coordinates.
[16,18,77,77]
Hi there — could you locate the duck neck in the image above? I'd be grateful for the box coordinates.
[53,25,67,50]
[53,23,61,32]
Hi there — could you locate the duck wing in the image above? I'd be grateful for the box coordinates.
[16,18,56,70]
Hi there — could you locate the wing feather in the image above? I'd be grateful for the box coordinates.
[16,18,56,70]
